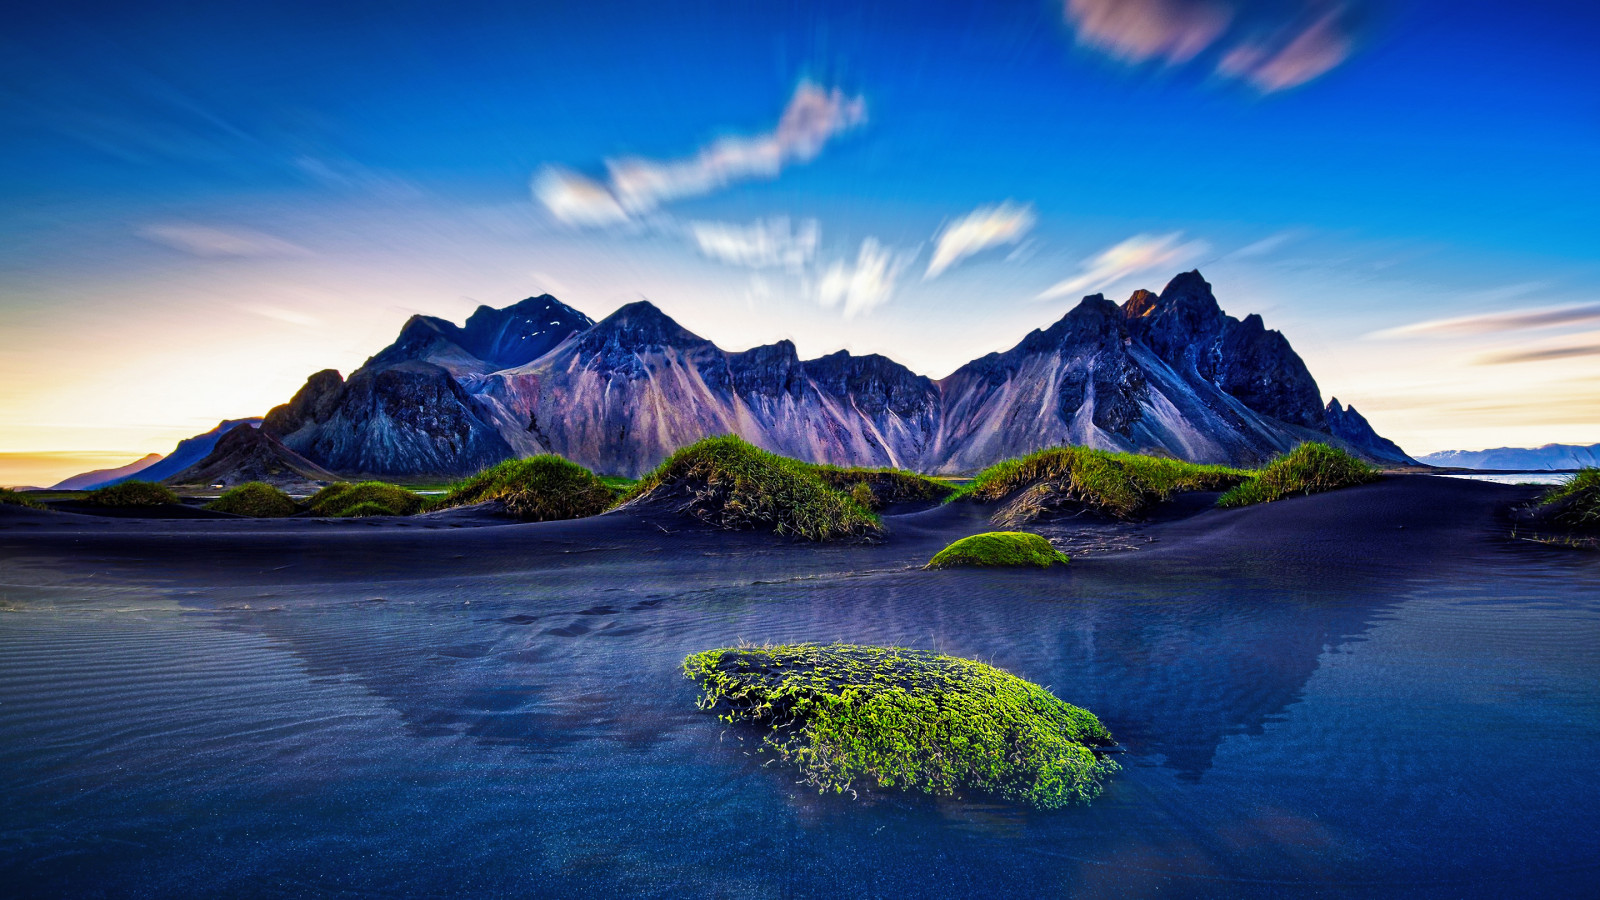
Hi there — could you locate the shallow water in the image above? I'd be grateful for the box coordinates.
[1439,472,1572,485]
[2,524,1598,897]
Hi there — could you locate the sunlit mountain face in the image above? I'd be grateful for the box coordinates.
[3,0,1599,485]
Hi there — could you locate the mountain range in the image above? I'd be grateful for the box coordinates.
[1419,444,1600,470]
[52,418,263,489]
[251,270,1413,478]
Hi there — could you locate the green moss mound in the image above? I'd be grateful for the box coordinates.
[0,488,45,510]
[205,482,298,517]
[1536,468,1600,531]
[950,446,1246,525]
[437,455,618,521]
[306,481,425,517]
[813,465,954,510]
[1217,442,1379,508]
[622,436,880,541]
[84,480,180,507]
[684,644,1117,808]
[927,531,1069,569]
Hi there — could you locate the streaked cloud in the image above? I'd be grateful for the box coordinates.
[1478,343,1600,366]
[925,202,1037,279]
[535,82,866,226]
[138,223,309,258]
[242,305,321,328]
[1372,302,1600,339]
[1037,232,1208,301]
[690,217,819,270]
[817,238,909,319]
[1062,0,1358,93]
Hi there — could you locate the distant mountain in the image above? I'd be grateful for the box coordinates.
[165,423,339,492]
[1419,444,1600,470]
[261,271,1409,477]
[53,418,262,489]
[52,453,163,490]
[1325,399,1416,465]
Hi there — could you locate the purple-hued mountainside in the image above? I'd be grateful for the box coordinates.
[52,418,263,489]
[254,271,1410,477]
[1419,443,1600,470]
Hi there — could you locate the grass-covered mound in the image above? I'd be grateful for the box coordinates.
[0,488,45,510]
[1217,442,1379,508]
[84,480,180,507]
[306,481,425,517]
[684,644,1117,808]
[206,482,298,517]
[950,446,1246,525]
[436,455,618,521]
[1533,469,1600,531]
[813,465,954,510]
[621,436,880,541]
[926,532,1069,569]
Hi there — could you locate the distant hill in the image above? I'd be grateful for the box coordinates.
[52,418,263,489]
[261,272,1413,477]
[165,423,338,492]
[1419,444,1600,470]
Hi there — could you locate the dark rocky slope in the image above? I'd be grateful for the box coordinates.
[165,423,339,492]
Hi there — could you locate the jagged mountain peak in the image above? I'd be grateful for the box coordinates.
[582,300,708,351]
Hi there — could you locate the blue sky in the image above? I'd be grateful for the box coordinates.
[2,0,1598,483]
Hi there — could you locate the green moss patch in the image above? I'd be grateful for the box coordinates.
[1533,468,1600,531]
[84,480,180,507]
[1217,442,1379,508]
[684,644,1117,808]
[813,465,954,510]
[622,436,880,541]
[206,482,298,517]
[306,481,425,517]
[0,488,45,510]
[950,447,1246,525]
[436,455,618,522]
[927,531,1069,569]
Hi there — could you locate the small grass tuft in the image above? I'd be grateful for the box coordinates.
[684,643,1117,808]
[0,488,45,510]
[84,480,180,507]
[206,482,299,517]
[1534,468,1600,531]
[436,455,618,522]
[1217,442,1379,508]
[949,446,1246,525]
[927,532,1070,569]
[622,435,880,541]
[306,481,425,517]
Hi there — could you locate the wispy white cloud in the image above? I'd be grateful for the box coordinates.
[1478,340,1600,366]
[242,305,321,328]
[1372,302,1600,340]
[139,224,309,258]
[816,238,910,319]
[534,82,866,226]
[1037,232,1208,301]
[1061,0,1358,93]
[1218,10,1354,92]
[690,217,819,270]
[925,202,1037,279]
[1223,229,1302,260]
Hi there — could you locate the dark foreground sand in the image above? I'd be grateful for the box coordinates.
[0,476,1552,590]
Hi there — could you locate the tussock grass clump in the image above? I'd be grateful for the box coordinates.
[1218,442,1379,508]
[950,446,1246,525]
[437,455,617,522]
[306,481,425,518]
[0,488,45,510]
[206,482,298,517]
[927,532,1069,569]
[813,465,954,510]
[684,643,1117,808]
[1536,468,1600,531]
[622,436,880,541]
[84,480,180,507]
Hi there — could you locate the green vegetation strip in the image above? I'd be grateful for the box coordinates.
[306,481,425,517]
[435,455,618,522]
[623,435,880,541]
[949,446,1246,524]
[0,488,45,510]
[84,480,180,506]
[684,644,1116,807]
[206,482,298,517]
[1537,468,1600,530]
[812,465,954,510]
[1217,442,1379,508]
[927,531,1069,569]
